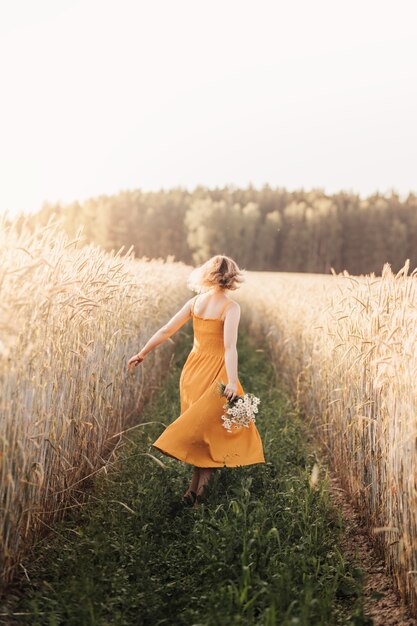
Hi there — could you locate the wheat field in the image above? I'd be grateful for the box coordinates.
[2,213,417,615]
[234,262,417,612]
[0,215,191,584]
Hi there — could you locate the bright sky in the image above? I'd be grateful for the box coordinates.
[0,0,416,217]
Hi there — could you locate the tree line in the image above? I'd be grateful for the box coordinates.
[14,184,417,275]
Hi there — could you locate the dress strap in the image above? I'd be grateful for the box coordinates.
[218,299,232,319]
[191,294,200,315]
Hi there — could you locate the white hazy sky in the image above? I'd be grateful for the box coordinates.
[0,0,416,217]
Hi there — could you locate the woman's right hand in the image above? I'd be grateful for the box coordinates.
[127,352,146,370]
[224,382,238,402]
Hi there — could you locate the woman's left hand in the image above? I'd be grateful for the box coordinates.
[127,352,146,370]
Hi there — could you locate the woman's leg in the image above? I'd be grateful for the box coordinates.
[183,466,200,498]
[194,467,216,503]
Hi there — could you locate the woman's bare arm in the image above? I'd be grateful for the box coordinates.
[223,302,241,400]
[127,296,196,368]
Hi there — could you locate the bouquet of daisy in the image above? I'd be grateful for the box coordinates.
[216,382,261,432]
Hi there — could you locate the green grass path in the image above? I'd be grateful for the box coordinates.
[2,329,371,626]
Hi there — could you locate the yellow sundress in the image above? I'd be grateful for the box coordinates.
[151,295,266,468]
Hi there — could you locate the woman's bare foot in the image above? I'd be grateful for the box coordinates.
[193,468,215,507]
[182,467,200,504]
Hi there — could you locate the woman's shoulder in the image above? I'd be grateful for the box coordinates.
[187,293,199,308]
[225,298,240,313]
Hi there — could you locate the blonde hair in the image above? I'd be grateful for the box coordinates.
[187,255,245,292]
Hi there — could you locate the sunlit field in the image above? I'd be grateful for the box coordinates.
[235,263,417,612]
[0,215,191,584]
[2,212,417,618]
[2,1,416,620]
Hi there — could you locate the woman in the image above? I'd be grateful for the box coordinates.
[127,255,265,507]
